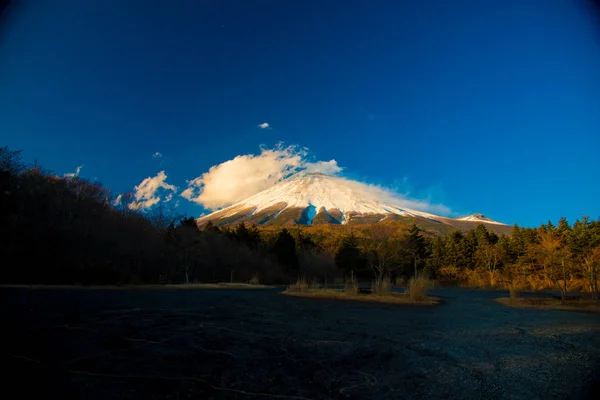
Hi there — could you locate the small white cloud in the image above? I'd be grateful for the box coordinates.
[129,171,177,210]
[164,193,173,202]
[64,164,84,179]
[152,152,163,159]
[304,160,342,175]
[258,122,270,129]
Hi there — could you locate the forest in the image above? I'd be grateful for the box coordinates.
[1,146,598,300]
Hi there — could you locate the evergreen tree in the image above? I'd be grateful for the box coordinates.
[234,222,251,245]
[444,231,466,268]
[179,216,198,229]
[334,234,364,275]
[405,224,426,276]
[463,229,478,269]
[247,224,262,249]
[557,217,570,235]
[294,230,317,253]
[203,220,220,233]
[272,228,298,275]
[474,224,490,246]
[426,236,445,273]
[488,231,499,245]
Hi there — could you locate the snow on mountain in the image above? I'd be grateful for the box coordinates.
[196,172,508,229]
[202,172,438,221]
[455,213,506,225]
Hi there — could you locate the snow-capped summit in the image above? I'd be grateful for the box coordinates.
[223,172,438,218]
[455,213,505,225]
[196,172,509,232]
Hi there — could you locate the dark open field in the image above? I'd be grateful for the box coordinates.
[2,286,599,399]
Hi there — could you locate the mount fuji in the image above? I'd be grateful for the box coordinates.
[196,172,511,234]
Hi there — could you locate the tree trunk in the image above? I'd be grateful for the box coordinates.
[561,258,567,304]
[413,256,417,277]
[591,261,598,302]
[185,256,189,284]
[230,268,234,283]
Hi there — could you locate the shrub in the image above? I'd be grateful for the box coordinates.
[408,272,434,301]
[526,275,554,291]
[308,277,321,290]
[438,265,460,280]
[461,269,505,289]
[249,274,260,285]
[287,276,309,293]
[372,278,392,296]
[287,276,321,292]
[344,275,359,295]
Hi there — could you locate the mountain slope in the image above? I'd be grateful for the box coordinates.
[196,172,511,234]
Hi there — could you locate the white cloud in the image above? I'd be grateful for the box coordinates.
[258,122,270,129]
[64,165,84,179]
[152,152,163,159]
[345,179,452,216]
[181,145,342,209]
[304,160,342,175]
[129,171,177,210]
[164,193,173,202]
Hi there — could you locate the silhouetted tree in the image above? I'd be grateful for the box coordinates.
[335,234,365,276]
[272,228,298,276]
[405,223,427,276]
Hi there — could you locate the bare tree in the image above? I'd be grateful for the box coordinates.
[475,242,505,272]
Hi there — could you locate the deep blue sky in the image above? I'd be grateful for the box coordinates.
[1,0,599,227]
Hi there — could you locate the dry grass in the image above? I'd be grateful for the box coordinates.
[286,277,321,293]
[287,277,309,293]
[496,297,600,313]
[284,275,438,305]
[525,275,555,291]
[461,270,505,289]
[344,276,359,296]
[438,265,460,280]
[372,278,392,296]
[394,276,405,287]
[407,272,435,301]
[282,289,440,305]
[248,274,260,285]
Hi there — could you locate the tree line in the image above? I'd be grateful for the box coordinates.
[1,146,598,299]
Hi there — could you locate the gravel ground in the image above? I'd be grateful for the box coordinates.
[1,286,599,399]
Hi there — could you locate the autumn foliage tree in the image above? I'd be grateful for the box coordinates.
[361,223,403,282]
[529,231,573,303]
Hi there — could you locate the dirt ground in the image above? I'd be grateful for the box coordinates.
[1,286,599,399]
